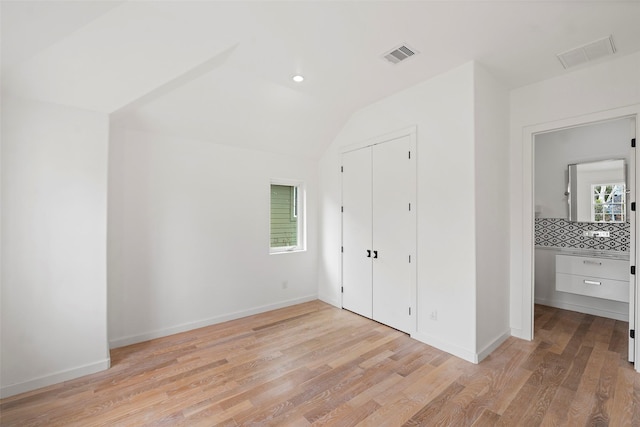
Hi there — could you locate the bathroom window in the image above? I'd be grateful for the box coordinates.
[270,180,305,253]
[591,183,625,222]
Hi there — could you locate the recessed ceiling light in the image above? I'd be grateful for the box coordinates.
[292,75,304,83]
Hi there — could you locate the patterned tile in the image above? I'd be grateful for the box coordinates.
[534,218,629,252]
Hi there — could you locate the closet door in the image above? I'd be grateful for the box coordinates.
[342,147,373,318]
[372,135,413,332]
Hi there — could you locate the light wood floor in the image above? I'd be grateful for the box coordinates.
[1,301,638,426]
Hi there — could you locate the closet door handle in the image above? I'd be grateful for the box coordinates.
[366,250,372,258]
[373,250,378,259]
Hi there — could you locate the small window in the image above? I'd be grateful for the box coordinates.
[591,183,625,222]
[270,180,305,253]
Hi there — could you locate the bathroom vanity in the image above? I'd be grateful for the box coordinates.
[534,247,630,322]
[555,252,629,303]
[534,157,631,321]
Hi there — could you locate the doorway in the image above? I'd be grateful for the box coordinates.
[532,116,637,362]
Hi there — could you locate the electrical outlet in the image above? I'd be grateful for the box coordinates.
[430,311,438,321]
[282,281,288,289]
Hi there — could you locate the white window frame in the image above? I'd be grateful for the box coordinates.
[270,179,306,254]
[291,186,298,220]
[590,182,626,223]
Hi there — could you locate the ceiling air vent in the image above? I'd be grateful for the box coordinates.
[383,44,418,64]
[557,35,616,69]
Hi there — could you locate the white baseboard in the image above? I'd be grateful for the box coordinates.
[317,293,341,308]
[510,327,532,341]
[109,294,318,349]
[411,331,478,364]
[412,330,512,364]
[1,358,111,399]
[477,331,511,363]
[534,298,628,321]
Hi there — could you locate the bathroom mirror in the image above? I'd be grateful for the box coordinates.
[567,159,626,223]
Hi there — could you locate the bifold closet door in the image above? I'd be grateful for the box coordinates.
[342,147,373,319]
[372,135,412,333]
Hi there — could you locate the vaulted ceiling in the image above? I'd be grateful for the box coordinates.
[3,1,640,158]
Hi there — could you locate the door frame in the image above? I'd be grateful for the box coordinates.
[341,125,417,335]
[520,106,640,370]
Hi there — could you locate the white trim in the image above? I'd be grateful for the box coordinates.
[412,330,510,364]
[109,294,317,349]
[318,294,341,308]
[340,125,418,154]
[521,105,640,372]
[269,248,306,255]
[477,331,512,363]
[510,327,529,340]
[630,137,637,364]
[0,358,111,399]
[411,330,513,364]
[270,179,306,254]
[412,331,478,363]
[521,106,640,344]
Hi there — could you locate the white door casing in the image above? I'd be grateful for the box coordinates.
[522,108,639,369]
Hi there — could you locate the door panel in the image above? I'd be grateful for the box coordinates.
[372,136,412,332]
[342,148,373,318]
[630,127,637,363]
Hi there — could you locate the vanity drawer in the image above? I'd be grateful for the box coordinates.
[555,255,628,281]
[556,272,629,302]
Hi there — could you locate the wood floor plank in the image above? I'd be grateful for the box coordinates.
[471,408,501,426]
[609,319,629,355]
[609,357,637,426]
[310,398,380,426]
[539,385,575,426]
[1,301,638,427]
[497,382,541,426]
[587,349,619,425]
[401,381,466,426]
[565,341,609,426]
[456,339,529,418]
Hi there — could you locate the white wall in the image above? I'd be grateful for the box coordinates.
[1,96,110,398]
[473,64,511,358]
[510,51,640,339]
[108,128,318,347]
[535,118,632,219]
[318,62,510,362]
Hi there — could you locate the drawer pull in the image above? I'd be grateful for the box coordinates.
[583,260,602,266]
[584,280,602,286]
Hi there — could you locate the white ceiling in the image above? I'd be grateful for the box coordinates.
[3,1,640,159]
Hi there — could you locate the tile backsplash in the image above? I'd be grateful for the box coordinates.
[534,218,629,251]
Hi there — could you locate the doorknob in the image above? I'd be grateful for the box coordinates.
[366,250,372,258]
[373,250,378,259]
